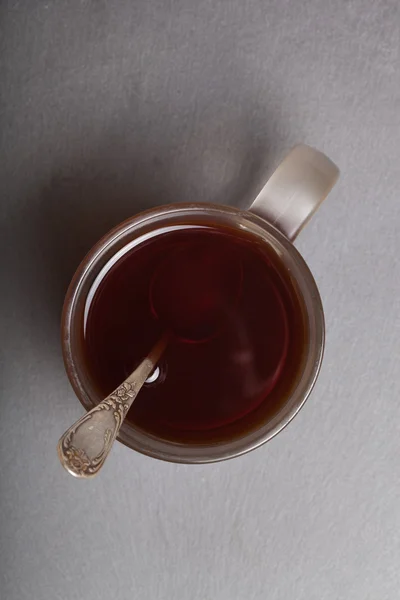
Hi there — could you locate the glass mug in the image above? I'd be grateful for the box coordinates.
[61,145,339,464]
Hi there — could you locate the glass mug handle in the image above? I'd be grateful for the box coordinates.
[248,145,339,241]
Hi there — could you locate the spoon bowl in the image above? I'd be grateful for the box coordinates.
[150,240,243,343]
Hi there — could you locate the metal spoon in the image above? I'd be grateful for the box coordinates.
[58,335,168,478]
[58,240,242,478]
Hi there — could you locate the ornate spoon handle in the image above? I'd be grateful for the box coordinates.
[58,336,167,478]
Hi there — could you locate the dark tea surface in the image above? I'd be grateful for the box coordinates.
[85,223,305,440]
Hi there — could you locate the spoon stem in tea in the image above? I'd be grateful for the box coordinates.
[58,335,168,478]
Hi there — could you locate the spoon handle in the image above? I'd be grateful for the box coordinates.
[58,336,167,478]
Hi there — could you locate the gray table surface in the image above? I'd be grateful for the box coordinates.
[1,2,400,599]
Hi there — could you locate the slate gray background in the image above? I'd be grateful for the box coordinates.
[1,1,399,599]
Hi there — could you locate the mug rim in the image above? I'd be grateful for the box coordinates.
[61,202,325,463]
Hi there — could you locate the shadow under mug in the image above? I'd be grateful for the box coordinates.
[61,145,339,463]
